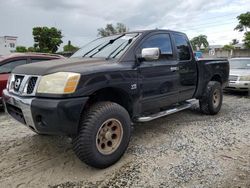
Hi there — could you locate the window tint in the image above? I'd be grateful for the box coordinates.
[173,34,191,60]
[31,59,51,63]
[141,34,172,54]
[0,59,27,74]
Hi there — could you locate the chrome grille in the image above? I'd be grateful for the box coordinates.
[8,74,41,96]
[13,75,24,92]
[229,75,238,82]
[27,77,38,94]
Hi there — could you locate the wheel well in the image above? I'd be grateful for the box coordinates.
[84,87,133,117]
[211,75,222,84]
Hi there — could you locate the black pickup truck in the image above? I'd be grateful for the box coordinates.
[3,30,229,168]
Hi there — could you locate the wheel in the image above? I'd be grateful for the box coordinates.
[199,81,223,115]
[73,102,131,169]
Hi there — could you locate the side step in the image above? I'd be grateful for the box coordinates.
[136,99,196,122]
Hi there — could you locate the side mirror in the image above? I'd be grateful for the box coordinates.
[141,48,160,61]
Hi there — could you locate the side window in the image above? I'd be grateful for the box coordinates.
[140,34,173,55]
[0,59,27,73]
[31,58,51,63]
[173,34,191,61]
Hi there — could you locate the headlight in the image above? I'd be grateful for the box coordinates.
[37,72,81,94]
[239,75,250,81]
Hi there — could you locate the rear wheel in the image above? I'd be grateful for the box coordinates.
[199,81,223,115]
[73,102,131,169]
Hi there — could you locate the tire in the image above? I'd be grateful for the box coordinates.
[199,81,223,115]
[73,102,131,169]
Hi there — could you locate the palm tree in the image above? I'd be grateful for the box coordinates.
[190,35,209,50]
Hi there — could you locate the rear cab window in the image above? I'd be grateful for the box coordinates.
[173,33,191,61]
[31,58,53,63]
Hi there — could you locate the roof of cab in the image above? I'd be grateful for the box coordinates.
[0,53,65,62]
[125,29,185,34]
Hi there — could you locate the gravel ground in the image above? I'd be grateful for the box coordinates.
[0,93,249,188]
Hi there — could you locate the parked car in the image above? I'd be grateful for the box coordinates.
[225,57,250,95]
[0,53,65,108]
[3,30,229,168]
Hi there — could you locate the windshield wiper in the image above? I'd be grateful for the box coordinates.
[105,40,130,60]
[106,34,139,59]
[112,38,133,59]
[82,43,103,57]
[89,34,125,58]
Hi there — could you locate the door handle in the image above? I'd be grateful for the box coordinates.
[170,67,179,71]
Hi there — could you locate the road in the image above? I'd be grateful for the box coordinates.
[0,93,249,188]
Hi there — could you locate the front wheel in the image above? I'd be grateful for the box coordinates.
[73,102,131,169]
[199,81,223,115]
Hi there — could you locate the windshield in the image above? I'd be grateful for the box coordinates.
[71,33,140,59]
[229,59,250,69]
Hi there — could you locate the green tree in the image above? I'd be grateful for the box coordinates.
[16,46,27,52]
[235,12,250,49]
[190,35,209,51]
[234,12,250,32]
[116,23,128,33]
[63,41,79,52]
[97,23,129,37]
[243,32,250,48]
[27,47,35,52]
[32,26,63,53]
[231,39,239,45]
[222,44,234,51]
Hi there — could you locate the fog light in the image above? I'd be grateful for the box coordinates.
[36,115,47,127]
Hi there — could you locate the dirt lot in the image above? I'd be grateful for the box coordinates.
[0,93,249,188]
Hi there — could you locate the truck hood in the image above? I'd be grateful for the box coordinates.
[230,69,250,76]
[12,57,120,75]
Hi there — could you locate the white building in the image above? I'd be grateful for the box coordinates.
[0,36,18,55]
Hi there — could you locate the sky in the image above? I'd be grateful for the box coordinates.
[0,0,249,50]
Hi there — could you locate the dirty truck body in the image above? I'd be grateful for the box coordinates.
[3,30,229,168]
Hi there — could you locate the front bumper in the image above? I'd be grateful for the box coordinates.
[225,81,250,91]
[3,89,89,135]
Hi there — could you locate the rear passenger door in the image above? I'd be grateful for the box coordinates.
[137,32,179,112]
[172,33,197,102]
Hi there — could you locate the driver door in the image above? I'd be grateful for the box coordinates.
[137,33,179,112]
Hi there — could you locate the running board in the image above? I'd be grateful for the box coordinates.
[136,100,196,122]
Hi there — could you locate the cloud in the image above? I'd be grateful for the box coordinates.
[0,0,248,48]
